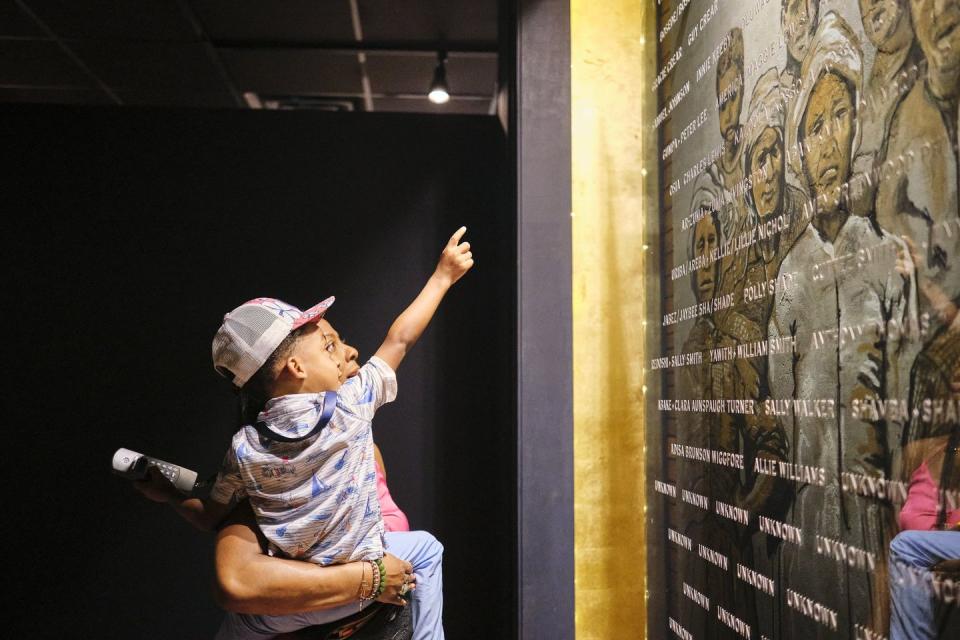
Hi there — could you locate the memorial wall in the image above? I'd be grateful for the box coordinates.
[647,1,960,638]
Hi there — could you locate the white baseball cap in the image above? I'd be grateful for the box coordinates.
[212,296,334,387]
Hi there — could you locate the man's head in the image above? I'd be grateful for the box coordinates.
[783,0,819,65]
[801,71,856,212]
[910,0,960,101]
[716,28,745,146]
[859,0,913,52]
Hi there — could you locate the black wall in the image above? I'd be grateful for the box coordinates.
[6,105,514,638]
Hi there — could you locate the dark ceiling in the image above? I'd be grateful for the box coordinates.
[0,0,500,114]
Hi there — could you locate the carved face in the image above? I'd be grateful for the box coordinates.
[717,65,743,145]
[750,127,785,219]
[783,0,816,64]
[859,0,911,51]
[910,0,960,100]
[694,213,719,302]
[801,72,855,212]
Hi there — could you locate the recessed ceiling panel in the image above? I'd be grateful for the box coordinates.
[219,49,362,96]
[116,87,236,108]
[69,41,229,92]
[23,0,198,41]
[0,40,89,86]
[357,0,497,45]
[5,0,500,113]
[191,0,354,42]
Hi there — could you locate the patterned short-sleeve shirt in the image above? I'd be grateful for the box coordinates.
[210,357,397,565]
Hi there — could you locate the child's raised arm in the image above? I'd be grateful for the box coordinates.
[373,226,474,371]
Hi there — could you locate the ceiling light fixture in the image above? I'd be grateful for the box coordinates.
[428,51,450,104]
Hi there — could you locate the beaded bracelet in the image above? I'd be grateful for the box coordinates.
[374,557,387,598]
[360,560,387,602]
[370,559,382,598]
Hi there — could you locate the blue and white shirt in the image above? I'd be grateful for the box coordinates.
[210,357,397,565]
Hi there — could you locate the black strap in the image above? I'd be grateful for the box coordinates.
[253,392,337,443]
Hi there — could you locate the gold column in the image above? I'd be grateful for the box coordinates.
[572,1,655,637]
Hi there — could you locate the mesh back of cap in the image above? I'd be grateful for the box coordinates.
[227,306,280,346]
[213,304,291,385]
[212,332,240,375]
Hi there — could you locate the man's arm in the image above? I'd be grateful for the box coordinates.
[374,226,474,371]
[135,466,233,532]
[214,501,414,614]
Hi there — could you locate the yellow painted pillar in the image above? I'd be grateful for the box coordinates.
[572,2,656,638]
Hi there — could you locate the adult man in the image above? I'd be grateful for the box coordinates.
[139,324,421,638]
[215,320,413,640]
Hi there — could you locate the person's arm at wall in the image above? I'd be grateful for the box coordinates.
[214,501,413,615]
[374,226,474,371]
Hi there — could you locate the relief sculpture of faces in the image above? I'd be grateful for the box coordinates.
[910,0,960,101]
[718,64,744,147]
[783,0,819,64]
[749,127,785,219]
[693,213,720,302]
[859,0,913,52]
[801,72,856,212]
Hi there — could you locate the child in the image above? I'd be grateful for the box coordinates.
[137,227,473,639]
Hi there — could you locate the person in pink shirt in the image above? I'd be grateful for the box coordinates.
[373,445,410,533]
[888,427,960,638]
[899,433,960,532]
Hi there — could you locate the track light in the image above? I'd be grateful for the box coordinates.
[428,51,450,104]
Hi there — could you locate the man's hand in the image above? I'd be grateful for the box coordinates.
[932,558,960,572]
[434,226,474,287]
[134,465,180,504]
[377,553,416,606]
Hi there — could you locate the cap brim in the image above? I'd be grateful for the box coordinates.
[291,296,335,329]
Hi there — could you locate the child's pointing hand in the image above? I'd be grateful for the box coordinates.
[435,226,474,286]
[375,226,474,370]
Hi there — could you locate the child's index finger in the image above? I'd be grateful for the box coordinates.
[448,226,467,247]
